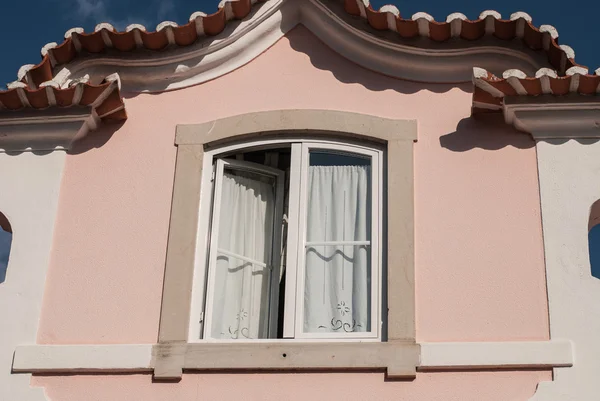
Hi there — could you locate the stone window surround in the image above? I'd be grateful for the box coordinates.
[154,109,419,379]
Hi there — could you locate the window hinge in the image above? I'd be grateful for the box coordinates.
[199,311,204,324]
[210,170,215,182]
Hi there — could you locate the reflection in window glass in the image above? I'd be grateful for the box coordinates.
[304,150,372,333]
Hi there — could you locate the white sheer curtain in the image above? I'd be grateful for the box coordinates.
[304,165,371,333]
[210,171,275,339]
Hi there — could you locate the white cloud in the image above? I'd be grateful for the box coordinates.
[74,0,108,20]
[156,0,176,21]
[63,0,177,32]
[108,16,151,31]
[64,0,161,31]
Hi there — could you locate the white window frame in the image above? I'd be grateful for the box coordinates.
[188,138,383,343]
[202,158,285,340]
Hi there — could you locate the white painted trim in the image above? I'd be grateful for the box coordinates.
[13,345,153,373]
[282,143,302,338]
[187,154,214,342]
[528,138,600,400]
[192,139,382,342]
[503,99,600,139]
[0,108,93,127]
[0,75,120,151]
[51,0,554,92]
[0,151,67,401]
[0,108,97,152]
[13,341,573,373]
[419,340,573,370]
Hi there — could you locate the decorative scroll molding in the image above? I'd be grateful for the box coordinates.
[55,0,288,93]
[503,97,600,139]
[304,0,549,82]
[50,0,554,92]
[13,340,573,374]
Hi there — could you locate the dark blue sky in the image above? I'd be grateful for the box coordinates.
[0,0,598,86]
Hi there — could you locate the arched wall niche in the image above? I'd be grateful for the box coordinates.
[588,199,600,279]
[0,212,12,284]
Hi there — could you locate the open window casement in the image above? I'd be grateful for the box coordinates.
[202,159,285,340]
[195,140,383,342]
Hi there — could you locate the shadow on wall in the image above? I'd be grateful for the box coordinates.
[68,121,125,155]
[286,25,470,96]
[440,114,535,151]
[538,138,600,146]
[0,212,12,284]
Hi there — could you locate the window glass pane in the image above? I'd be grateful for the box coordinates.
[210,168,277,339]
[303,150,372,333]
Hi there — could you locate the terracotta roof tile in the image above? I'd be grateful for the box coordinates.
[11,0,590,96]
[51,40,77,65]
[345,0,583,74]
[0,0,264,122]
[53,86,77,107]
[0,75,125,122]
[473,66,600,112]
[2,0,598,126]
[0,87,24,110]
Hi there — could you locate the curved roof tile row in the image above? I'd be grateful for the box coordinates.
[0,75,125,122]
[344,0,581,74]
[473,66,600,112]
[0,0,597,123]
[15,0,265,91]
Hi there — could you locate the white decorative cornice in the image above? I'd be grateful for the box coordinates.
[51,0,554,92]
[54,0,288,93]
[0,107,97,152]
[503,97,600,139]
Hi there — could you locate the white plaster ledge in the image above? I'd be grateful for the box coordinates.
[419,340,573,370]
[13,341,572,374]
[13,345,154,373]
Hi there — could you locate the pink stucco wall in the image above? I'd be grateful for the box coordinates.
[34,26,550,398]
[38,371,548,401]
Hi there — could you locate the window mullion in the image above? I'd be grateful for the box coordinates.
[293,143,311,338]
[267,165,285,339]
[201,159,226,340]
[282,143,303,338]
